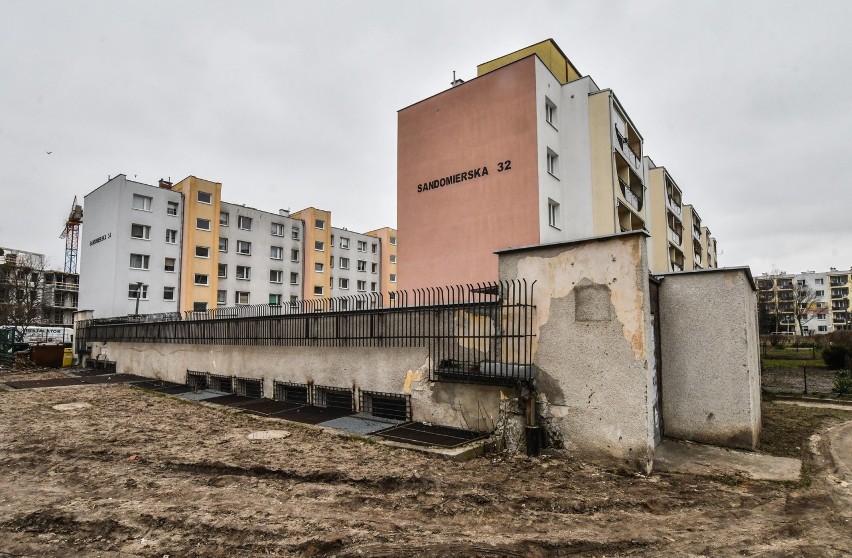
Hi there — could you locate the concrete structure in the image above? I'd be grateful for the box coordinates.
[79,175,395,317]
[1,247,79,327]
[657,268,761,449]
[398,39,718,290]
[757,268,851,334]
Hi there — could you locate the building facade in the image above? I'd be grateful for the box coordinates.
[397,39,717,290]
[79,175,394,318]
[757,268,851,334]
[0,247,78,327]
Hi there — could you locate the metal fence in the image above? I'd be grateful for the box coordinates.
[762,366,842,396]
[77,280,537,385]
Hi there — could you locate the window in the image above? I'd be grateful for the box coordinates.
[315,263,324,272]
[389,255,397,264]
[818,325,828,332]
[219,238,228,252]
[797,280,806,287]
[129,253,149,270]
[315,241,325,251]
[357,260,366,272]
[270,270,283,283]
[236,291,250,305]
[128,283,148,299]
[166,229,177,244]
[193,302,208,312]
[194,274,209,286]
[545,97,557,127]
[269,294,282,305]
[357,280,366,292]
[390,236,396,246]
[132,194,152,211]
[196,218,210,231]
[339,278,349,290]
[131,224,150,240]
[315,219,325,230]
[548,199,560,228]
[217,290,227,305]
[197,191,212,204]
[372,243,378,254]
[167,201,179,216]
[164,258,176,272]
[236,266,251,280]
[816,278,825,285]
[220,212,229,226]
[339,257,350,270]
[236,241,251,255]
[271,223,285,236]
[546,149,558,177]
[290,249,300,262]
[371,282,377,292]
[291,227,300,240]
[163,287,175,301]
[371,262,378,273]
[330,235,335,247]
[816,290,825,297]
[313,286,324,296]
[390,273,397,283]
[389,291,396,302]
[195,246,210,258]
[330,256,335,268]
[290,272,299,285]
[266,246,282,260]
[340,237,350,249]
[818,313,827,320]
[218,264,227,278]
[238,216,252,230]
[357,240,367,252]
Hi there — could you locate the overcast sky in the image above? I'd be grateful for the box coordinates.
[2,0,850,277]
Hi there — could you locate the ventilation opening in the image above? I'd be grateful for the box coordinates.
[186,371,208,390]
[274,381,309,405]
[313,385,353,411]
[209,374,234,393]
[360,391,411,421]
[234,377,263,398]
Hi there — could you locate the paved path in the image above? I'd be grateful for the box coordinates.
[654,440,801,481]
[777,399,852,412]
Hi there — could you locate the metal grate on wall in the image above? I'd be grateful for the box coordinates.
[312,385,354,411]
[208,374,234,393]
[273,381,310,405]
[185,370,208,390]
[234,377,263,399]
[359,390,411,422]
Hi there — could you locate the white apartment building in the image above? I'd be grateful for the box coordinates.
[328,227,383,307]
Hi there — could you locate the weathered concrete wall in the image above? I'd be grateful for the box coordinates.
[656,268,761,450]
[497,232,658,472]
[89,342,509,432]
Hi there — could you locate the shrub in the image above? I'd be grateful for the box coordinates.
[823,345,850,370]
[833,371,852,396]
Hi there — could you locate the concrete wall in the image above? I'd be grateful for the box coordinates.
[89,341,509,433]
[497,232,659,472]
[656,268,761,449]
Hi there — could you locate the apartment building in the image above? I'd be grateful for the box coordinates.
[757,268,851,334]
[0,247,78,327]
[364,227,398,303]
[79,175,394,318]
[397,39,717,289]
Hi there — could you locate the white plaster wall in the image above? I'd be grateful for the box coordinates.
[557,77,597,239]
[92,341,507,431]
[657,269,761,449]
[498,233,657,471]
[534,59,567,245]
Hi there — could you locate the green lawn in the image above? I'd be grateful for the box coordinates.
[762,358,826,368]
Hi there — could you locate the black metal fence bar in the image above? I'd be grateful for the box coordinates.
[78,280,537,384]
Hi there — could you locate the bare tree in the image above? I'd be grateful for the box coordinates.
[0,251,49,343]
[792,281,820,336]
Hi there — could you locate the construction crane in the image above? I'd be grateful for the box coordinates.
[59,197,83,274]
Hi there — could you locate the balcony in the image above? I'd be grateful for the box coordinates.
[670,261,683,272]
[666,196,682,217]
[46,281,79,291]
[692,227,701,242]
[693,253,702,267]
[614,126,641,169]
[619,179,643,212]
[831,276,848,286]
[831,288,849,299]
[777,281,793,290]
[757,281,773,291]
[832,300,850,310]
[667,227,682,246]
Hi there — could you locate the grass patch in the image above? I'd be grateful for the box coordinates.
[762,359,826,368]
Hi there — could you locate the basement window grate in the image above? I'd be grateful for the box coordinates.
[186,370,208,390]
[234,377,263,399]
[359,390,411,422]
[208,374,234,393]
[312,385,353,411]
[273,381,310,405]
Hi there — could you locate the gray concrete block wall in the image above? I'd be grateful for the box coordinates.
[498,233,658,472]
[656,268,761,449]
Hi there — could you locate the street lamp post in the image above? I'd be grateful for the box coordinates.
[134,282,144,316]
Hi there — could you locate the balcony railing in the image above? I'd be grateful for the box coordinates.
[831,277,848,286]
[692,227,701,242]
[694,253,702,266]
[619,179,643,212]
[666,197,682,217]
[667,227,682,246]
[670,261,683,272]
[45,281,79,291]
[832,301,850,310]
[831,289,849,299]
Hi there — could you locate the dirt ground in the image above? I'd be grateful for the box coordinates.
[0,376,850,557]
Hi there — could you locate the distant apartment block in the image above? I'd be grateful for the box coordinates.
[79,175,396,317]
[397,39,718,289]
[757,268,851,334]
[0,247,79,327]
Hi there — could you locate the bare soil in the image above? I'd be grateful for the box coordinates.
[0,381,850,557]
